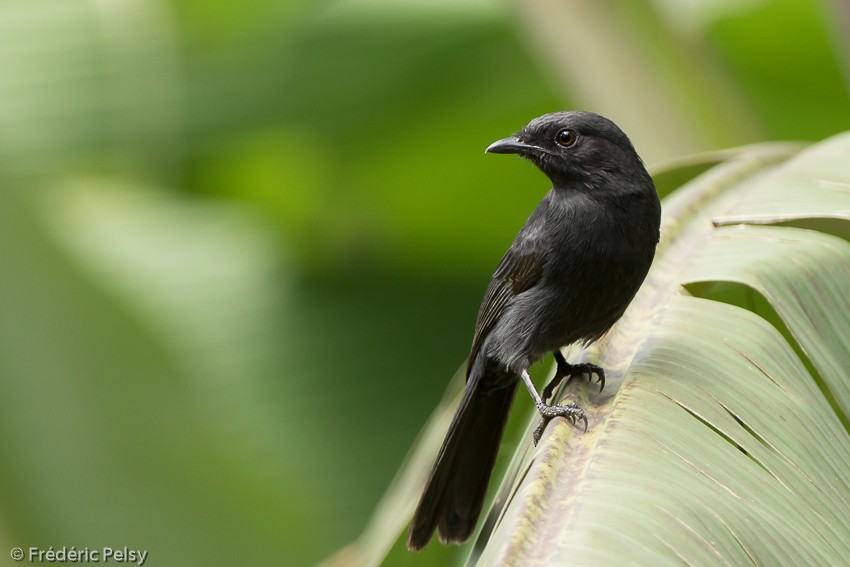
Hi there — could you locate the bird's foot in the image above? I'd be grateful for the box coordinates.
[532,402,587,445]
[542,359,606,402]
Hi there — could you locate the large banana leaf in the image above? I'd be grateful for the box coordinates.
[327,132,850,566]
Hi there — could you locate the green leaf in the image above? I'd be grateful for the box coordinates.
[338,132,850,566]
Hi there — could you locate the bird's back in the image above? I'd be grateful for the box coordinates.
[483,185,659,371]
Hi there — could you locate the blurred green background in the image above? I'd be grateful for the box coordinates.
[0,0,848,565]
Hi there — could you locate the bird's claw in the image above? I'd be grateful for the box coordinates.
[569,362,606,392]
[542,360,606,402]
[532,402,587,445]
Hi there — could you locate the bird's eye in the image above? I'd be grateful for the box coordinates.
[555,128,578,148]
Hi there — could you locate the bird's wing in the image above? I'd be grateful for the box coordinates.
[467,235,546,374]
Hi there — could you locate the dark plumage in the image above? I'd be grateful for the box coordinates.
[407,111,661,551]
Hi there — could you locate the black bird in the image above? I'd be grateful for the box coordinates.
[407,111,661,551]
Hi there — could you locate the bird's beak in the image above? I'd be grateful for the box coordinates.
[485,136,541,155]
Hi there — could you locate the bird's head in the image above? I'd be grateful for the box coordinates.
[486,111,649,191]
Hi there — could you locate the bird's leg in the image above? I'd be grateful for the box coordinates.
[520,369,587,445]
[541,351,606,402]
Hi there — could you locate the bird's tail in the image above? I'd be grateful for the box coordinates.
[407,361,517,550]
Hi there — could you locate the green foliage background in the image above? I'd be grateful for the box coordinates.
[0,1,847,566]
